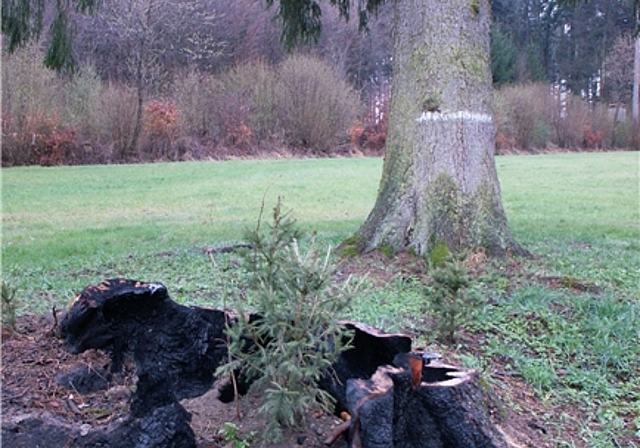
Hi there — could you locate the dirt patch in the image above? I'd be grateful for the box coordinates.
[335,251,428,285]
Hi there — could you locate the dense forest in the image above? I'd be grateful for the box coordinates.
[2,0,637,166]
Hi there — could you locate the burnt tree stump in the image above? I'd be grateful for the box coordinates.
[59,278,232,448]
[51,278,508,448]
[60,278,230,406]
[339,354,508,448]
[321,321,412,415]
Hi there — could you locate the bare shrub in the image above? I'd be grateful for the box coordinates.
[33,127,82,166]
[276,54,359,153]
[494,83,552,151]
[608,119,635,149]
[349,117,387,154]
[174,71,219,138]
[214,89,254,150]
[584,103,619,149]
[632,123,640,150]
[1,42,63,165]
[63,65,103,133]
[220,61,279,142]
[140,100,180,160]
[94,84,139,162]
[494,83,626,151]
[550,94,589,149]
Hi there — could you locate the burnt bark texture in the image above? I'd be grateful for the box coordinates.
[57,278,232,448]
[355,0,526,257]
[343,356,508,448]
[60,278,229,405]
[1,404,195,448]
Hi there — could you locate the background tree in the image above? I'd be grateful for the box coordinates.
[606,34,635,121]
[557,0,638,138]
[74,0,222,159]
[554,0,634,98]
[491,0,635,92]
[633,3,640,128]
[1,0,102,70]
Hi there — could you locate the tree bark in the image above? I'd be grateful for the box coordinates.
[354,0,526,257]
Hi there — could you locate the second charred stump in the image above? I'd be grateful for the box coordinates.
[321,321,412,415]
[335,354,508,448]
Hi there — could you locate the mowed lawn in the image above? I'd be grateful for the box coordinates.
[2,158,381,269]
[2,151,639,312]
[2,151,639,447]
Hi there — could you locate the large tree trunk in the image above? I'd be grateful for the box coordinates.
[355,0,526,257]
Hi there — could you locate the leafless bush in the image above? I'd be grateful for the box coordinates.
[140,100,180,160]
[495,83,629,151]
[1,42,64,165]
[550,94,589,149]
[63,65,103,133]
[275,54,359,153]
[174,71,219,138]
[584,104,619,149]
[213,89,254,150]
[494,83,552,152]
[93,84,139,162]
[220,61,279,142]
[608,119,635,149]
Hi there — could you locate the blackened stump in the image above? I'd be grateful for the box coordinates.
[321,321,412,415]
[54,279,507,448]
[58,278,232,448]
[60,278,230,405]
[336,356,508,448]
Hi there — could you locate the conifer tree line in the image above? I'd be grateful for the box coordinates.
[2,0,637,166]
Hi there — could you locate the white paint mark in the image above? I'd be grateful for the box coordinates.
[416,110,493,123]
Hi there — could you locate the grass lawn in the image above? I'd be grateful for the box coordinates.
[2,151,639,447]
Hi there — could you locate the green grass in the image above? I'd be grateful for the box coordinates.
[498,152,639,241]
[2,158,380,309]
[2,151,639,447]
[2,158,381,267]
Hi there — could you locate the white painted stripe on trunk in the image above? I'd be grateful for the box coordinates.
[416,111,493,123]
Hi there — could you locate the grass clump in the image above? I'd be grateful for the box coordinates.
[338,235,364,259]
[218,422,256,448]
[217,198,355,443]
[428,239,451,268]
